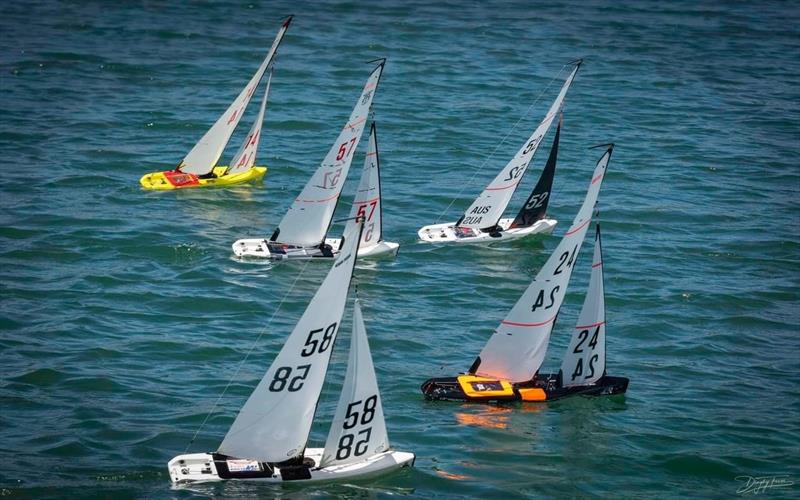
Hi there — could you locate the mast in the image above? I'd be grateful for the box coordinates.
[457,60,580,232]
[508,113,561,229]
[178,16,291,175]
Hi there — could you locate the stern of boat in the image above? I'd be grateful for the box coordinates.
[417,222,458,243]
[232,238,272,258]
[421,375,518,402]
[359,241,400,257]
[168,453,221,484]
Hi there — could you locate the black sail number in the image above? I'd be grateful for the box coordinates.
[554,244,579,275]
[336,428,372,460]
[503,165,524,182]
[523,134,542,155]
[573,326,601,353]
[301,323,337,357]
[268,364,311,392]
[571,354,599,381]
[571,325,602,381]
[343,395,377,429]
[573,329,589,353]
[336,395,378,460]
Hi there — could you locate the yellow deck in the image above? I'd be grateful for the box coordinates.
[140,166,267,190]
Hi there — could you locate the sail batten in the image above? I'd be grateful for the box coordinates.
[274,63,385,247]
[179,18,291,175]
[218,220,363,462]
[458,63,580,231]
[473,145,613,383]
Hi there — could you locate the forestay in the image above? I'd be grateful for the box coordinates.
[273,61,385,247]
[458,62,581,231]
[321,299,389,467]
[225,71,272,175]
[472,145,613,383]
[218,220,363,463]
[347,123,383,249]
[179,17,291,175]
[560,225,606,387]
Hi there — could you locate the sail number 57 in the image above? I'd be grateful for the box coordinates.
[336,137,358,161]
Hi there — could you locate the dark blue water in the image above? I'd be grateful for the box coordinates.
[1,0,799,497]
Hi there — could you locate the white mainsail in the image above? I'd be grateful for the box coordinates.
[218,220,363,462]
[473,145,613,383]
[178,17,291,175]
[272,61,385,247]
[458,62,581,231]
[320,299,389,467]
[225,70,272,175]
[347,123,383,249]
[560,224,606,387]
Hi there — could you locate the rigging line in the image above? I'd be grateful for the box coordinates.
[433,63,570,225]
[184,259,313,454]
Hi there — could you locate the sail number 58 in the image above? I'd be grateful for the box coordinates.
[268,364,311,392]
[301,322,337,357]
[336,395,378,460]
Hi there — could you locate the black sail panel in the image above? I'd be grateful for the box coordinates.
[509,116,561,229]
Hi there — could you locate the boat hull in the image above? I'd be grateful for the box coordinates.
[168,448,415,484]
[421,373,628,403]
[140,166,266,190]
[417,217,556,244]
[232,237,399,260]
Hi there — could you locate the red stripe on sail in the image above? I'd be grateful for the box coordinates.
[565,219,590,236]
[296,193,339,203]
[356,196,380,204]
[501,316,556,328]
[485,181,520,191]
[591,172,604,184]
[592,260,603,268]
[575,320,606,329]
[345,117,366,131]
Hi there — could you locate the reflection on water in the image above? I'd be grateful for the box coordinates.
[455,406,513,430]
[433,467,471,481]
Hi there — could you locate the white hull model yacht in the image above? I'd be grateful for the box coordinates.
[422,145,628,402]
[170,220,414,484]
[232,61,398,260]
[418,61,581,244]
[235,122,398,259]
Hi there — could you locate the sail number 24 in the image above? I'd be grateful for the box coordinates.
[570,325,601,381]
